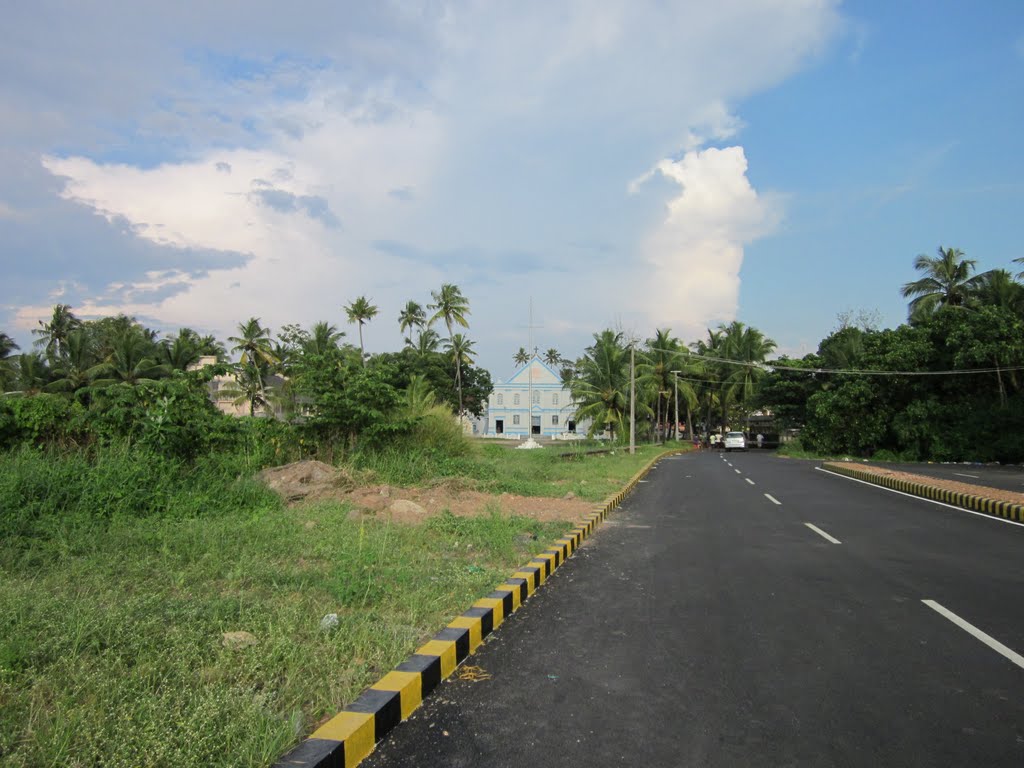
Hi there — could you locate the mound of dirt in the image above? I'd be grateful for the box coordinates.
[258,460,590,523]
[257,460,355,503]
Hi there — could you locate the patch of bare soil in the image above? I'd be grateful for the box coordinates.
[258,460,591,523]
[823,462,1024,505]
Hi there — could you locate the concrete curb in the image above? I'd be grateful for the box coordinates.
[821,462,1024,523]
[272,447,691,768]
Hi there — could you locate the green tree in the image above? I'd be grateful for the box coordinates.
[160,328,203,371]
[345,296,379,365]
[45,330,96,393]
[543,348,561,367]
[429,284,471,411]
[513,347,530,366]
[639,328,683,441]
[87,327,169,386]
[414,327,441,357]
[227,318,278,410]
[398,301,427,347]
[901,246,983,321]
[445,333,476,415]
[33,304,82,362]
[721,321,777,433]
[571,330,634,441]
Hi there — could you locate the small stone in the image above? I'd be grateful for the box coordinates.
[563,491,576,500]
[222,631,257,649]
[389,499,427,516]
[320,613,340,632]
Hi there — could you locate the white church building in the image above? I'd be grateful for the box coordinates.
[485,355,587,438]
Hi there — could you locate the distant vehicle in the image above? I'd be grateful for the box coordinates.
[723,431,746,452]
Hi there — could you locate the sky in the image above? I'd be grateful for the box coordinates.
[2,1,1023,378]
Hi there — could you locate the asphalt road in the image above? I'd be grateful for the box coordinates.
[362,451,1024,767]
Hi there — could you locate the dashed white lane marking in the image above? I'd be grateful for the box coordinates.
[734,469,741,474]
[922,600,1024,670]
[815,467,1024,529]
[804,522,841,544]
[745,478,755,486]
[953,472,980,479]
[764,493,781,505]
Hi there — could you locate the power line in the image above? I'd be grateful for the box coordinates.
[645,346,1024,378]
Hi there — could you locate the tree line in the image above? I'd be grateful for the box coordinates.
[0,284,491,460]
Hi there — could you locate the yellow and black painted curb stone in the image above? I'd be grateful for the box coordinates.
[822,462,1024,523]
[273,447,691,768]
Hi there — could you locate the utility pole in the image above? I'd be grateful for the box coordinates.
[629,343,636,455]
[672,370,681,441]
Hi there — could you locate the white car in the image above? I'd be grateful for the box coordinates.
[723,431,746,452]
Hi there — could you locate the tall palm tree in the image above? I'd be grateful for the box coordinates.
[543,348,561,367]
[571,330,633,441]
[228,318,278,409]
[901,246,983,321]
[428,284,470,339]
[33,304,82,362]
[398,301,426,347]
[445,333,476,415]
[9,352,50,395]
[429,284,471,409]
[87,327,169,386]
[220,362,279,418]
[973,269,1024,315]
[692,327,726,435]
[46,330,96,393]
[345,296,379,365]
[161,329,202,371]
[0,332,18,360]
[639,329,683,441]
[414,327,441,357]
[721,321,776,432]
[304,321,345,356]
[513,347,530,366]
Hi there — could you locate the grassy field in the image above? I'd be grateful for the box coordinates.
[0,442,679,767]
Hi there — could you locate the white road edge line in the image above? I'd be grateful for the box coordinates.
[745,478,755,486]
[953,472,980,479]
[815,467,1024,529]
[764,493,782,505]
[805,522,841,544]
[922,599,1024,670]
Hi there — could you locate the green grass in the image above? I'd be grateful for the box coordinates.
[354,442,679,499]
[0,441,680,766]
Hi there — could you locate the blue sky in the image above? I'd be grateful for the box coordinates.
[1,1,1022,377]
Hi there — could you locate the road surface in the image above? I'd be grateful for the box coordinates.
[361,451,1024,767]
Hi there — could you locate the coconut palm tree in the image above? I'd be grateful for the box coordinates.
[571,330,631,440]
[901,246,983,321]
[46,330,96,393]
[721,321,776,433]
[428,283,470,339]
[228,318,278,408]
[543,348,561,367]
[219,362,279,417]
[345,296,378,365]
[33,304,82,362]
[398,301,426,347]
[973,269,1024,315]
[304,321,345,356]
[513,347,530,366]
[0,333,18,360]
[445,333,476,415]
[160,329,202,371]
[87,327,169,386]
[639,329,685,442]
[414,327,441,357]
[8,352,50,395]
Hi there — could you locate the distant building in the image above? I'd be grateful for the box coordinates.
[188,355,289,419]
[485,356,587,438]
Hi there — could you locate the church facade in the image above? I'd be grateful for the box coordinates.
[485,356,585,438]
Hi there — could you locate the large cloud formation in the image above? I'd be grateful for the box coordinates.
[2,1,842,370]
